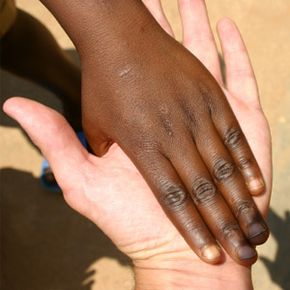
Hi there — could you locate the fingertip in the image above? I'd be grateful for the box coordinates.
[247,178,265,196]
[217,17,236,34]
[2,96,22,116]
[2,96,44,121]
[248,225,270,245]
[236,245,258,266]
[201,244,223,264]
[2,98,10,114]
[217,17,242,48]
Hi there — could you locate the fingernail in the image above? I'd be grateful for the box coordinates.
[237,245,257,260]
[202,245,222,262]
[247,178,264,194]
[248,222,266,238]
[248,222,269,245]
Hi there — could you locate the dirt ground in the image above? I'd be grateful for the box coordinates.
[1,1,289,289]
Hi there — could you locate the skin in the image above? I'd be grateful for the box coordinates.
[34,0,270,265]
[3,1,268,265]
[3,1,272,288]
[4,1,272,290]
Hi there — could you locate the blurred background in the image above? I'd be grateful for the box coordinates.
[1,0,289,289]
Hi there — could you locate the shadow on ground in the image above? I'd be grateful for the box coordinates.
[1,49,131,290]
[0,49,80,129]
[260,209,290,290]
[0,167,131,290]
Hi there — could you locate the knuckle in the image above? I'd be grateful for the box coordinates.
[158,105,174,137]
[162,118,174,137]
[180,100,198,129]
[192,177,217,206]
[213,158,235,182]
[183,220,208,240]
[221,222,240,240]
[237,156,252,170]
[183,219,200,234]
[197,82,212,103]
[235,201,256,219]
[134,138,160,155]
[224,128,242,149]
[197,83,217,115]
[160,184,188,211]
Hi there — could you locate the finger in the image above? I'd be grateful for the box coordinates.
[178,0,222,81]
[2,97,89,193]
[217,18,260,108]
[142,0,174,36]
[125,148,222,264]
[209,87,266,196]
[189,116,269,245]
[170,135,257,265]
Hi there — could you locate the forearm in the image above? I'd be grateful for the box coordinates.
[39,0,157,56]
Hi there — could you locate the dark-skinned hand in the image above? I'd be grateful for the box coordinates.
[79,0,269,265]
[24,0,271,266]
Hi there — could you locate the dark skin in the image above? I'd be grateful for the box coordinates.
[5,0,269,265]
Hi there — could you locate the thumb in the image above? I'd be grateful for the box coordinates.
[3,97,89,193]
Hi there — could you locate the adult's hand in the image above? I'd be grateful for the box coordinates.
[37,0,270,265]
[2,6,271,283]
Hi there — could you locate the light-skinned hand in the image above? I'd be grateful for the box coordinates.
[3,1,271,288]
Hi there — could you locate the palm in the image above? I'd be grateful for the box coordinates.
[73,145,188,258]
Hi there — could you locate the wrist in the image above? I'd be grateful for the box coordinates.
[133,257,253,290]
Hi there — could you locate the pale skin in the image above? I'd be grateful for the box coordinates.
[3,1,272,289]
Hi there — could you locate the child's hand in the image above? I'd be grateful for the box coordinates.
[80,0,270,263]
[3,0,271,273]
[78,0,268,264]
